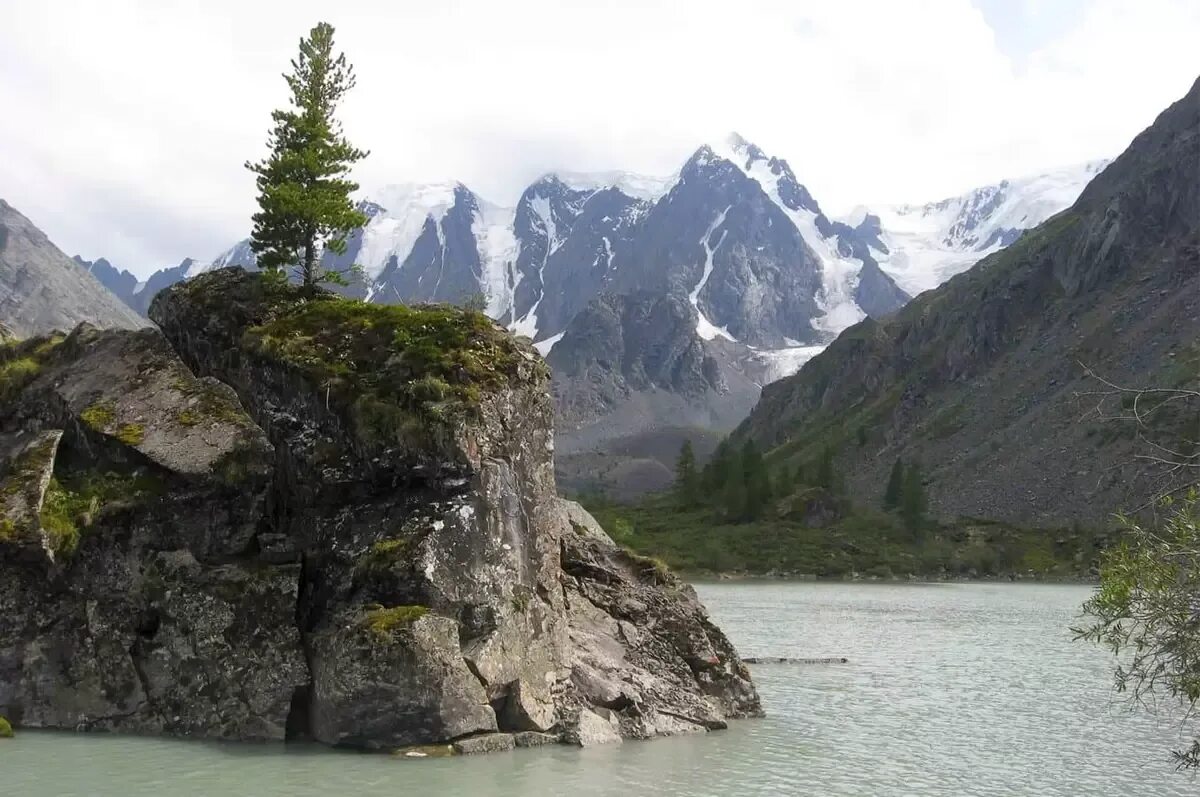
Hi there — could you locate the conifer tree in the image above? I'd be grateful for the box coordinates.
[675,440,700,507]
[883,457,905,510]
[246,22,368,290]
[901,461,927,534]
[816,445,836,491]
[741,439,772,520]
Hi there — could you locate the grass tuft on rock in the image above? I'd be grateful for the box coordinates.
[360,605,428,640]
[0,332,64,403]
[39,471,165,556]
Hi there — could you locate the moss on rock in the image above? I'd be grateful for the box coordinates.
[360,605,428,640]
[80,400,116,432]
[238,287,536,441]
[116,423,145,446]
[0,332,64,403]
[359,538,412,571]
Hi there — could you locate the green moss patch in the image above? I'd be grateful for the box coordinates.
[0,715,13,738]
[80,401,116,432]
[116,423,145,446]
[241,292,534,442]
[39,470,165,556]
[0,333,64,403]
[170,378,249,426]
[360,605,429,640]
[359,538,412,571]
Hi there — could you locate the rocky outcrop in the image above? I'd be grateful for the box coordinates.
[0,199,147,337]
[0,268,759,749]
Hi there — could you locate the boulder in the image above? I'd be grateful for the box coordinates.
[0,269,760,751]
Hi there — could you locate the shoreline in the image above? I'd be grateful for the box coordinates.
[684,571,1099,585]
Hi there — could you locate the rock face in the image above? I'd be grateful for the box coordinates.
[0,200,147,337]
[737,77,1200,527]
[0,268,760,748]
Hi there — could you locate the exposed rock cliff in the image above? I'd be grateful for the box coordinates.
[737,77,1200,526]
[0,268,759,749]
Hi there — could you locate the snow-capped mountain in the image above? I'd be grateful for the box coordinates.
[187,134,909,352]
[67,140,1107,499]
[847,160,1109,295]
[122,138,1103,379]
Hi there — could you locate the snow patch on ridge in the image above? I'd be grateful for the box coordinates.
[556,170,678,201]
[534,331,564,356]
[864,159,1107,295]
[472,199,518,319]
[511,193,560,339]
[714,134,866,337]
[753,344,827,384]
[690,206,735,342]
[360,182,459,282]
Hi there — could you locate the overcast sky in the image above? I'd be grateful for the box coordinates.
[2,0,1197,278]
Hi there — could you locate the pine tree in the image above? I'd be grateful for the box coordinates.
[883,458,904,510]
[741,439,771,520]
[675,440,700,507]
[709,440,734,492]
[901,461,927,534]
[721,462,747,521]
[816,446,835,491]
[246,22,369,290]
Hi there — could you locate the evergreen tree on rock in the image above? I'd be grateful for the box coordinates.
[246,22,369,291]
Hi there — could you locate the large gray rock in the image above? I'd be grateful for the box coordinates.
[0,268,761,750]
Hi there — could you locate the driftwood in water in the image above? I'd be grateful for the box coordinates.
[743,657,849,665]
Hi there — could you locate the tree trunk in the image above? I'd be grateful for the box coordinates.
[303,236,316,292]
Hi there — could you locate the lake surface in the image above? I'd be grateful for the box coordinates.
[4,582,1196,796]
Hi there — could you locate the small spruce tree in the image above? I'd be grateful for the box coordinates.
[816,445,836,491]
[901,461,927,534]
[246,22,369,290]
[675,440,700,507]
[883,457,905,510]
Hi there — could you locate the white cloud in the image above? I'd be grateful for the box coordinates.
[0,0,1195,277]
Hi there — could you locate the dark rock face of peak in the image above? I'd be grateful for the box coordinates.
[738,77,1200,527]
[0,268,760,747]
[549,291,764,499]
[373,186,484,306]
[74,256,139,306]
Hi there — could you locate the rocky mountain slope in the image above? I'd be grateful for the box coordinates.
[0,268,760,749]
[0,200,146,337]
[738,78,1200,527]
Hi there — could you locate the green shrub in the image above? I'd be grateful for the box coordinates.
[0,715,13,738]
